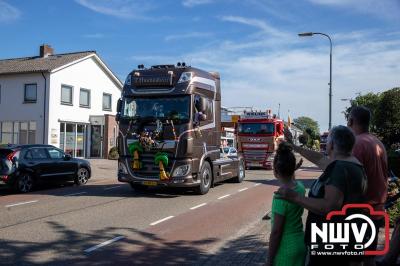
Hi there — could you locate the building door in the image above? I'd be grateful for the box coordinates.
[90,125,103,158]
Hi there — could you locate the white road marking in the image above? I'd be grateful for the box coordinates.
[238,187,248,192]
[218,194,231,200]
[103,185,122,191]
[190,203,207,210]
[84,236,125,253]
[150,216,174,226]
[254,183,261,187]
[65,192,87,196]
[5,200,38,208]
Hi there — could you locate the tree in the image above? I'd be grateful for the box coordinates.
[293,116,320,134]
[375,88,400,147]
[343,92,381,133]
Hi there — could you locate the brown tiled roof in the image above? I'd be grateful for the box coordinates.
[0,51,96,75]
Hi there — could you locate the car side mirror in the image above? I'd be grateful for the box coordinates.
[64,154,72,160]
[115,113,121,122]
[11,157,17,164]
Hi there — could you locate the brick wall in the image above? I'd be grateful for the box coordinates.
[104,114,118,158]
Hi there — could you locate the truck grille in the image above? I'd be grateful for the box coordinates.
[131,150,174,179]
[243,150,270,161]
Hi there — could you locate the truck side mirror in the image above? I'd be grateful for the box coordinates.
[117,99,122,113]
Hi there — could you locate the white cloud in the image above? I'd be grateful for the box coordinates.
[182,0,213,8]
[0,1,21,22]
[165,32,213,41]
[220,15,289,38]
[75,0,154,19]
[83,33,105,39]
[307,0,400,20]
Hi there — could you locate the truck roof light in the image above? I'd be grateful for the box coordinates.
[177,62,181,67]
[178,72,192,83]
[182,62,186,67]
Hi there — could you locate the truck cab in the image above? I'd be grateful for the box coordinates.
[237,111,284,169]
[116,64,244,194]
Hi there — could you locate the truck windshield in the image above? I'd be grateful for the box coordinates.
[238,123,275,134]
[121,96,190,123]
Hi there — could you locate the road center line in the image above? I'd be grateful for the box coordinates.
[190,203,207,210]
[5,200,38,208]
[103,185,122,191]
[150,216,174,226]
[218,194,230,200]
[84,236,125,253]
[65,192,87,196]
[238,187,248,192]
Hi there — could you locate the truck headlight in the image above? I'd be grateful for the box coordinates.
[118,162,128,174]
[177,72,192,83]
[172,164,191,177]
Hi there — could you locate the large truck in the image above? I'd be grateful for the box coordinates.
[237,110,284,169]
[116,64,245,194]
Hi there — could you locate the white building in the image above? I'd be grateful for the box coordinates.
[0,45,123,158]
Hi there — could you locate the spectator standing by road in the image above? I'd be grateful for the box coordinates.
[278,126,368,266]
[268,142,306,266]
[347,106,388,266]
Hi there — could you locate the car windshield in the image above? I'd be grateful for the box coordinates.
[122,96,190,123]
[238,123,275,134]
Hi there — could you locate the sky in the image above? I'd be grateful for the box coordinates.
[1,0,400,131]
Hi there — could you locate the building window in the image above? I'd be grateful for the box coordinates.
[24,84,37,103]
[0,121,36,144]
[61,85,73,105]
[103,93,112,111]
[79,88,90,108]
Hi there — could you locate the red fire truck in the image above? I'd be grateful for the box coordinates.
[237,110,284,169]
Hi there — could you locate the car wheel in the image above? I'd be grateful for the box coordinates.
[15,173,34,193]
[233,159,246,183]
[75,167,89,185]
[195,161,212,195]
[130,183,148,192]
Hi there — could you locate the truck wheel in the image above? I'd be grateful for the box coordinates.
[233,159,245,183]
[195,161,212,195]
[130,183,148,192]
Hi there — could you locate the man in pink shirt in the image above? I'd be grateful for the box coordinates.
[348,106,388,266]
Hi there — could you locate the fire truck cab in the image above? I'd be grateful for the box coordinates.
[237,110,284,169]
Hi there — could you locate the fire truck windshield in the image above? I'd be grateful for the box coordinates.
[238,123,275,135]
[121,96,190,123]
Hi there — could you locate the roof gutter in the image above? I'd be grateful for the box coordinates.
[41,72,47,144]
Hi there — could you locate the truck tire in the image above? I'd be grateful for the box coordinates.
[233,159,245,183]
[195,161,212,195]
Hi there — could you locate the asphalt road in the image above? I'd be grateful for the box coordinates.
[0,159,320,265]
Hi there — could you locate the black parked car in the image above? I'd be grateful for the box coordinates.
[0,144,91,193]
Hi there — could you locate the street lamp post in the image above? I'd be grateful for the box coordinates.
[298,32,333,130]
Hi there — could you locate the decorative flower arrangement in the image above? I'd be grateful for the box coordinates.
[127,119,171,180]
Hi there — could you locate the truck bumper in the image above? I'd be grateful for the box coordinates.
[117,157,201,188]
[118,173,201,187]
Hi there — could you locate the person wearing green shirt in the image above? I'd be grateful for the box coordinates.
[268,142,306,266]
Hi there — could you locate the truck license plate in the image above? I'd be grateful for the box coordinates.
[142,181,158,186]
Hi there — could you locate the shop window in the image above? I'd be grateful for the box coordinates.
[0,122,13,144]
